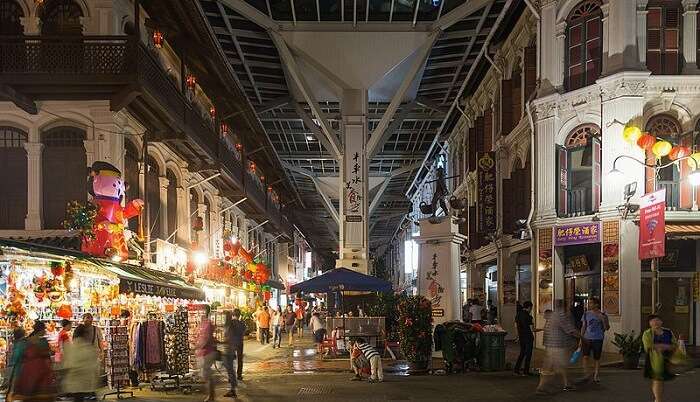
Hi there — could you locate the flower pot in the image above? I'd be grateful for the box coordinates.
[622,353,640,370]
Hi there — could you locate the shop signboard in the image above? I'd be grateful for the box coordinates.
[553,222,601,246]
[639,189,666,259]
[119,278,204,301]
[477,152,497,233]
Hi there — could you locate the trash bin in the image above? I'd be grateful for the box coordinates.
[478,332,507,371]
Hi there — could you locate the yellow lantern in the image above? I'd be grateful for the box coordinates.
[622,125,642,144]
[652,140,672,158]
[687,152,700,169]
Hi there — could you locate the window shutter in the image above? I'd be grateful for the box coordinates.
[524,46,537,100]
[645,149,656,194]
[591,136,602,211]
[512,71,522,126]
[556,145,569,217]
[680,133,693,209]
[567,22,584,90]
[502,178,513,233]
[501,81,513,135]
[468,205,479,249]
[647,8,662,74]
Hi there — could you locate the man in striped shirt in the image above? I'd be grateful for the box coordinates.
[350,338,383,382]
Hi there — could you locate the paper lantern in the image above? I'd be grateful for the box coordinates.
[256,262,266,274]
[652,140,672,158]
[56,304,73,319]
[623,125,642,144]
[687,152,700,169]
[637,133,656,150]
[669,146,691,161]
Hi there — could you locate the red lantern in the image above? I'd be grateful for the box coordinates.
[637,133,656,150]
[56,304,73,319]
[186,74,197,90]
[669,145,691,161]
[50,262,65,277]
[235,143,243,151]
[256,262,266,274]
[209,106,216,119]
[220,122,229,135]
[152,30,164,48]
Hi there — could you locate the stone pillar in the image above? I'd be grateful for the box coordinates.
[24,142,43,230]
[538,0,560,94]
[637,1,649,67]
[176,186,189,246]
[554,23,566,91]
[607,0,641,73]
[415,217,467,325]
[682,1,699,73]
[531,99,559,222]
[158,176,169,240]
[337,89,369,273]
[84,139,97,167]
[20,16,39,35]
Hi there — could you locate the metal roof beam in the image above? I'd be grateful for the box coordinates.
[219,0,279,31]
[282,162,339,225]
[294,102,340,160]
[255,96,293,114]
[433,0,494,32]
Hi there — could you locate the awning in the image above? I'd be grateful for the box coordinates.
[96,261,206,301]
[666,223,700,237]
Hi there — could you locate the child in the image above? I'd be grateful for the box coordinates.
[350,338,383,383]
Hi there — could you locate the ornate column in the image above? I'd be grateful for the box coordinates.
[554,22,566,91]
[197,202,207,251]
[637,1,649,67]
[538,0,560,94]
[176,186,188,246]
[210,196,221,258]
[24,142,44,230]
[682,1,699,73]
[606,0,641,73]
[158,176,169,240]
[83,139,97,167]
[531,97,559,224]
[20,16,39,35]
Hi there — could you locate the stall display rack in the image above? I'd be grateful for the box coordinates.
[103,319,133,400]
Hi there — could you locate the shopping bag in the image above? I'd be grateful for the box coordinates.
[569,348,582,365]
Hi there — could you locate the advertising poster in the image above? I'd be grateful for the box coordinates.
[639,189,666,259]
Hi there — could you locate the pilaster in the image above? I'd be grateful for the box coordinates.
[682,1,699,73]
[23,142,43,230]
[637,1,649,67]
[538,0,559,94]
[176,186,188,246]
[531,96,559,224]
[83,139,97,166]
[554,22,566,91]
[606,0,641,74]
[198,202,208,251]
[158,176,169,240]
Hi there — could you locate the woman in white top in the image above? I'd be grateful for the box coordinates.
[309,312,326,354]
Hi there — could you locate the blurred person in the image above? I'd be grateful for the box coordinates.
[284,305,296,346]
[514,301,541,376]
[222,310,246,397]
[487,299,498,324]
[55,319,72,364]
[536,300,580,395]
[579,297,610,384]
[9,321,57,402]
[643,315,679,402]
[469,299,484,324]
[0,328,25,391]
[253,305,263,342]
[81,313,103,354]
[310,312,326,354]
[462,299,473,322]
[295,302,305,339]
[196,305,217,402]
[258,306,271,345]
[271,306,283,348]
[62,324,99,402]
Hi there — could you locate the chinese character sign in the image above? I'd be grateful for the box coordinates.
[477,152,496,233]
[639,189,666,260]
[553,222,601,246]
[425,253,444,308]
[344,151,363,215]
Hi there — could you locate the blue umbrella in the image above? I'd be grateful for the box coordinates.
[289,267,392,293]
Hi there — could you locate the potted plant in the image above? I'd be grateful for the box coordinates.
[612,331,643,369]
[397,296,433,372]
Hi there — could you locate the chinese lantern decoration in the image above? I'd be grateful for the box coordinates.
[243,270,253,281]
[209,106,216,119]
[652,140,672,158]
[637,133,656,150]
[247,262,258,273]
[687,152,700,168]
[152,30,164,48]
[220,122,229,135]
[668,145,691,161]
[50,261,65,277]
[235,143,243,151]
[186,74,197,90]
[56,304,73,319]
[249,162,256,173]
[623,125,642,144]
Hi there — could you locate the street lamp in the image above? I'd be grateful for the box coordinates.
[608,153,700,314]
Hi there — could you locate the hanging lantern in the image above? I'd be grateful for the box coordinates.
[235,143,243,151]
[209,106,216,119]
[687,152,700,169]
[220,122,229,136]
[186,74,197,90]
[668,146,691,161]
[637,133,656,150]
[267,185,273,193]
[249,162,256,172]
[152,30,164,48]
[652,140,672,158]
[622,125,642,144]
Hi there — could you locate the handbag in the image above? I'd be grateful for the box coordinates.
[569,347,582,365]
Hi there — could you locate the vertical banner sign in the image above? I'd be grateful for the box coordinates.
[602,220,620,315]
[477,152,497,233]
[639,189,666,259]
[537,228,553,314]
[425,253,445,317]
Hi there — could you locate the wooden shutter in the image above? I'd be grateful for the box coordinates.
[566,2,602,90]
[679,133,693,209]
[42,127,86,229]
[556,145,569,217]
[524,46,537,100]
[512,71,522,126]
[591,136,602,211]
[484,108,493,150]
[663,7,680,74]
[468,205,479,249]
[647,8,662,74]
[567,21,584,90]
[585,15,602,85]
[501,80,513,135]
[502,177,514,233]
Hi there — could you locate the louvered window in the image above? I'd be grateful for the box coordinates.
[565,1,602,91]
[0,126,27,229]
[647,2,681,75]
[557,124,601,217]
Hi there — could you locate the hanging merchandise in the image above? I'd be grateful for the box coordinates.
[164,307,189,376]
[104,319,133,398]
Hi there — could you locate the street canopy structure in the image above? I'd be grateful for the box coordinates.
[289,267,392,293]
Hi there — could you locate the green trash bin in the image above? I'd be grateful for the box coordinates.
[478,332,507,371]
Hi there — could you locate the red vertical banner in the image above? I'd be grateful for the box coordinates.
[639,189,666,260]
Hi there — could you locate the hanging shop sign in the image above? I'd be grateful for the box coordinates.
[476,152,497,233]
[119,278,204,301]
[553,222,601,246]
[639,189,666,259]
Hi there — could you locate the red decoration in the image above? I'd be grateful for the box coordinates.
[223,242,232,252]
[51,263,65,277]
[263,291,271,301]
[235,143,243,151]
[186,74,197,90]
[249,162,256,172]
[637,133,656,150]
[209,106,216,119]
[56,304,73,319]
[669,145,691,161]
[152,30,164,48]
[244,270,253,281]
[220,122,229,135]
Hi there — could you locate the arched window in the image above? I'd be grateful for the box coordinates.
[39,0,83,35]
[166,169,178,244]
[647,1,681,75]
[124,141,140,232]
[556,124,601,217]
[145,156,160,240]
[42,126,86,229]
[0,0,24,35]
[565,0,602,91]
[0,126,27,229]
[645,114,689,209]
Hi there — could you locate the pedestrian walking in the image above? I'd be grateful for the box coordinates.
[310,312,326,354]
[536,300,580,395]
[643,314,678,402]
[284,305,296,346]
[8,321,57,402]
[253,306,262,343]
[579,297,610,384]
[81,313,103,354]
[0,328,25,391]
[258,306,271,344]
[61,324,99,402]
[55,319,72,364]
[487,299,498,324]
[222,309,247,397]
[462,299,473,322]
[196,305,218,402]
[271,306,283,348]
[295,302,306,339]
[514,301,540,376]
[350,338,383,383]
